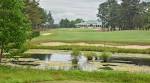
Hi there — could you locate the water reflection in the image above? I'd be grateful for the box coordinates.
[31,53,97,71]
[24,52,150,72]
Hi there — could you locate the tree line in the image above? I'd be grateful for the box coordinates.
[59,18,84,28]
[24,0,54,29]
[24,0,84,29]
[97,0,150,30]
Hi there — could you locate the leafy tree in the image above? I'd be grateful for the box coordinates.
[97,0,150,30]
[97,0,120,30]
[142,2,150,30]
[120,0,141,29]
[0,0,30,62]
[59,18,84,28]
[59,18,70,28]
[74,18,84,24]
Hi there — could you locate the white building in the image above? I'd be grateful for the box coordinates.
[76,20,102,29]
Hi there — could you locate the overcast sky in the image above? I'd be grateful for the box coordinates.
[39,0,107,23]
[39,0,148,24]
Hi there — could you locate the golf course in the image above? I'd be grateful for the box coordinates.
[32,29,150,45]
[1,0,150,83]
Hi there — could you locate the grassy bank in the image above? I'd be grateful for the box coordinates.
[30,45,150,54]
[32,29,150,45]
[0,65,150,83]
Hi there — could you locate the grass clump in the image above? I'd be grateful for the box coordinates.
[100,52,112,62]
[71,49,81,57]
[84,52,97,61]
[71,49,81,68]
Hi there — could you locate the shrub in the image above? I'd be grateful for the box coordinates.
[71,49,81,68]
[84,52,97,61]
[71,49,81,57]
[32,31,40,38]
[100,52,112,62]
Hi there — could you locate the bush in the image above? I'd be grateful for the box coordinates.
[71,49,81,57]
[32,31,40,38]
[100,52,112,62]
[71,49,81,67]
[84,52,97,61]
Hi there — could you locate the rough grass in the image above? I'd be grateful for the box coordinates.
[32,29,150,45]
[45,81,100,83]
[30,45,150,54]
[0,65,150,83]
[0,66,52,83]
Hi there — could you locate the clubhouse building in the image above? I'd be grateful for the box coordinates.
[76,20,102,29]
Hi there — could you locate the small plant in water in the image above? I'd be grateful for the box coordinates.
[84,52,97,61]
[71,49,81,57]
[71,49,81,69]
[100,52,112,62]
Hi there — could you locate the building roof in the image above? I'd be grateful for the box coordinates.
[76,20,102,26]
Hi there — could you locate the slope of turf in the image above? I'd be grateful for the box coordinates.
[32,29,150,44]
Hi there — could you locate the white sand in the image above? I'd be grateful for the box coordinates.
[41,33,52,36]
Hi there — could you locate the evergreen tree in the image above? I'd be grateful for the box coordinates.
[24,0,47,28]
[47,11,54,26]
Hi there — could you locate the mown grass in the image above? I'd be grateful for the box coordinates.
[32,29,150,45]
[30,45,150,54]
[0,65,150,83]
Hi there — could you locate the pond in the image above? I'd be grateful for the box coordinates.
[31,53,97,71]
[11,50,150,73]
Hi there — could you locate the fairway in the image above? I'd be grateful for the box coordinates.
[32,29,150,44]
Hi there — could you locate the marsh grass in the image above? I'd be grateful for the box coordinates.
[84,52,97,61]
[71,49,81,69]
[30,45,150,54]
[100,52,112,62]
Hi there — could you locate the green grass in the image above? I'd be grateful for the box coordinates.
[32,29,150,45]
[0,65,150,83]
[0,66,52,83]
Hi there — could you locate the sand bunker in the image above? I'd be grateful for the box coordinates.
[41,33,52,36]
[40,42,150,49]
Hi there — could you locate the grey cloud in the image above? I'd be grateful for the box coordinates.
[39,0,108,23]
